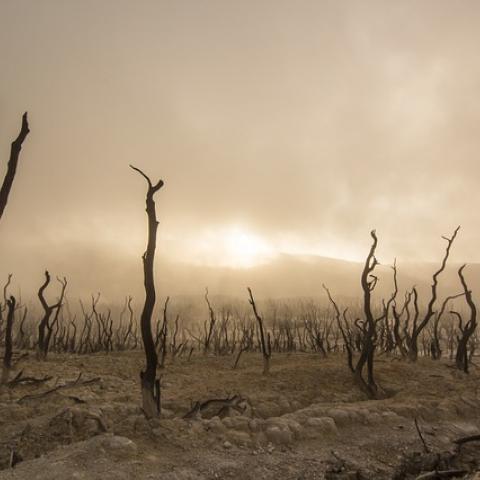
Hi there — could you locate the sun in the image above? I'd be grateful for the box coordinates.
[223,226,273,268]
[176,225,275,268]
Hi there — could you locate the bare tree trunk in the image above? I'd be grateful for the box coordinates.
[37,271,65,360]
[354,230,382,399]
[131,165,164,418]
[203,288,216,354]
[1,296,16,383]
[323,285,355,373]
[455,265,477,373]
[45,277,67,356]
[247,287,271,375]
[158,296,169,369]
[0,113,30,221]
[407,227,459,361]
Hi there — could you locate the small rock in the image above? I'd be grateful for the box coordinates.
[206,416,227,434]
[225,430,252,447]
[305,416,338,436]
[265,425,293,445]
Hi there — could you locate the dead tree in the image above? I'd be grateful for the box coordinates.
[170,314,182,361]
[354,230,383,398]
[122,296,136,349]
[0,274,12,346]
[323,285,354,372]
[325,232,386,398]
[382,259,398,354]
[247,287,271,374]
[37,271,66,360]
[430,292,465,360]
[392,291,412,358]
[232,322,254,370]
[131,165,163,418]
[0,113,30,221]
[158,296,169,369]
[454,265,477,373]
[203,288,216,354]
[406,226,460,361]
[1,296,16,383]
[44,276,67,355]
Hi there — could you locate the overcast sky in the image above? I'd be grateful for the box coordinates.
[1,0,480,297]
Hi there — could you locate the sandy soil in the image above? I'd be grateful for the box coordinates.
[0,351,479,479]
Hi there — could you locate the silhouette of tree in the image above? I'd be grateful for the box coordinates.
[454,265,477,373]
[0,113,29,221]
[131,164,164,418]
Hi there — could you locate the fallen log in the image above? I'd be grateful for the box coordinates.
[415,469,468,480]
[18,373,100,403]
[183,394,246,419]
[453,434,480,446]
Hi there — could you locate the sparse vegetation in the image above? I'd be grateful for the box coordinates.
[0,117,478,479]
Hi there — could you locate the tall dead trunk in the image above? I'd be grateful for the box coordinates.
[37,272,65,360]
[131,165,164,418]
[247,287,271,374]
[407,227,459,361]
[45,277,67,355]
[204,288,216,354]
[455,265,477,373]
[1,296,16,383]
[158,296,169,369]
[430,292,465,360]
[323,284,354,372]
[0,113,30,221]
[354,230,382,399]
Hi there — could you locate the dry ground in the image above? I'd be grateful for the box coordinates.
[0,351,479,479]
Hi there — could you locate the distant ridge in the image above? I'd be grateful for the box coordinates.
[0,242,478,303]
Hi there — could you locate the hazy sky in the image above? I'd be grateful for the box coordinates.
[1,0,480,297]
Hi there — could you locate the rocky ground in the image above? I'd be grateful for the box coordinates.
[0,351,479,479]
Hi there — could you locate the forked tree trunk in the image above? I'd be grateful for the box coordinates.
[131,165,164,418]
[455,265,477,373]
[353,230,380,398]
[37,271,65,360]
[407,227,459,361]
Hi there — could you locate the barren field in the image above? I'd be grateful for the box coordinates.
[0,352,479,479]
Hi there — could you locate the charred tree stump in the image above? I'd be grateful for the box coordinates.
[131,165,164,418]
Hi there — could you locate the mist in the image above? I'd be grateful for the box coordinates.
[1,0,480,300]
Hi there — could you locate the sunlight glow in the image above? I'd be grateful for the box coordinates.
[175,225,275,268]
[162,224,366,269]
[224,227,273,268]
